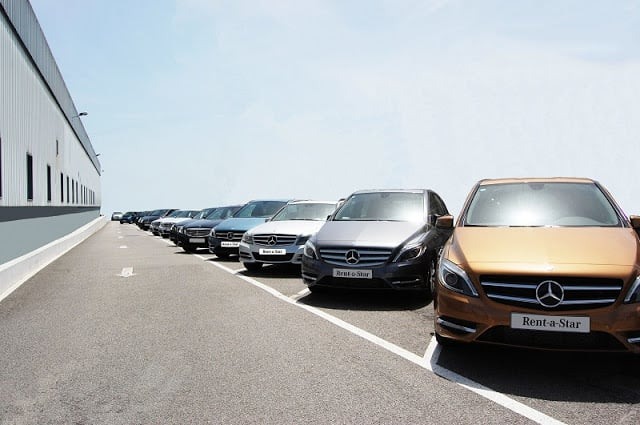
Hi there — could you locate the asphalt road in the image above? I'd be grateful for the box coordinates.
[1,222,639,424]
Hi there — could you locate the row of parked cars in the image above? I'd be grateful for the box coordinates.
[117,178,640,354]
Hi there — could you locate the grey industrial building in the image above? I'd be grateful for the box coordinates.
[0,0,102,265]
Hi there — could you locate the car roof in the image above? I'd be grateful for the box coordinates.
[286,200,337,205]
[350,189,428,195]
[478,177,597,186]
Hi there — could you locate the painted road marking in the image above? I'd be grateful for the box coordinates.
[197,254,565,425]
[118,267,135,278]
[119,245,128,249]
[291,288,311,301]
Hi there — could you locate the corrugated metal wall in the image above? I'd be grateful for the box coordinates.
[0,0,101,208]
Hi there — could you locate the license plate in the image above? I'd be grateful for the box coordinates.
[221,241,239,248]
[189,238,205,243]
[259,248,286,255]
[511,313,590,333]
[332,268,372,279]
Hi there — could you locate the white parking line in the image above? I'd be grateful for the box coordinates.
[291,288,311,301]
[196,255,565,425]
[119,245,128,249]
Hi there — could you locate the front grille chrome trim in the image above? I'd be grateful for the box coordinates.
[437,318,476,334]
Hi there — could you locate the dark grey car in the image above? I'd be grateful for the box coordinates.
[301,189,452,294]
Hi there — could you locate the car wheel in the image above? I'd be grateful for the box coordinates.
[244,262,262,272]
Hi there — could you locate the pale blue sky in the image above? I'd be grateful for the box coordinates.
[30,0,640,216]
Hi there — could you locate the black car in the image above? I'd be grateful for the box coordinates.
[177,205,244,252]
[169,207,218,244]
[301,189,452,294]
[120,211,139,224]
[137,209,176,231]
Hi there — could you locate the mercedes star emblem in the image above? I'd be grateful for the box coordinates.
[267,235,278,246]
[535,280,564,308]
[227,232,234,240]
[345,249,360,265]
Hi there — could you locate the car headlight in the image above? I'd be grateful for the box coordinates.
[303,240,318,259]
[624,276,640,303]
[438,258,478,297]
[297,234,311,245]
[392,234,427,262]
[242,233,253,244]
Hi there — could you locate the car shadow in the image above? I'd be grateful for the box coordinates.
[433,341,640,404]
[238,264,301,279]
[297,289,431,312]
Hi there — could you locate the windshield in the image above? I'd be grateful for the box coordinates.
[151,209,168,216]
[271,202,337,221]
[206,206,241,220]
[167,210,182,218]
[464,182,621,227]
[234,201,287,218]
[333,192,424,222]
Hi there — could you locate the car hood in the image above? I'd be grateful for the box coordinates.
[314,221,424,248]
[448,227,640,273]
[184,219,226,229]
[214,217,268,232]
[247,220,326,236]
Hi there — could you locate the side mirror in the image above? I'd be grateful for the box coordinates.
[630,215,640,230]
[435,215,454,229]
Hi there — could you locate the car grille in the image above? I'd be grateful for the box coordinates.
[319,247,393,267]
[253,234,297,246]
[215,231,244,241]
[186,228,211,237]
[480,275,623,311]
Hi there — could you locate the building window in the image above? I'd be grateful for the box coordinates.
[66,176,70,203]
[56,140,59,156]
[60,173,64,202]
[26,154,34,201]
[47,165,52,202]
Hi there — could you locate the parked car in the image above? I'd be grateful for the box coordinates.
[209,200,290,258]
[177,205,244,252]
[111,211,123,221]
[152,210,199,237]
[239,200,338,271]
[301,189,451,294]
[119,211,139,224]
[433,177,640,353]
[138,209,176,231]
[170,207,219,244]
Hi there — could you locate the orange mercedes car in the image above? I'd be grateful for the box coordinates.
[434,178,640,352]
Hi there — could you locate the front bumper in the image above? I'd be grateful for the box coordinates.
[435,287,640,353]
[177,231,212,248]
[208,235,242,256]
[301,256,428,290]
[239,242,304,265]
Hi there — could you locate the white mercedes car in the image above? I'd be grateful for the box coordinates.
[239,200,338,271]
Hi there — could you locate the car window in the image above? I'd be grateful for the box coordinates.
[464,182,621,227]
[207,206,240,220]
[234,201,287,218]
[271,203,337,221]
[334,192,424,222]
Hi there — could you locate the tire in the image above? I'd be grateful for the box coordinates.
[243,262,262,272]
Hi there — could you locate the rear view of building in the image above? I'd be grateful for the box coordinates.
[0,0,102,265]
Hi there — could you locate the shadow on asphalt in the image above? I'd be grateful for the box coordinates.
[434,340,640,404]
[297,289,431,312]
[238,264,301,279]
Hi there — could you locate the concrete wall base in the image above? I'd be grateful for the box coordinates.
[0,216,107,303]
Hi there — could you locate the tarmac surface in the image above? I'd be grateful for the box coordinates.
[1,222,639,424]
